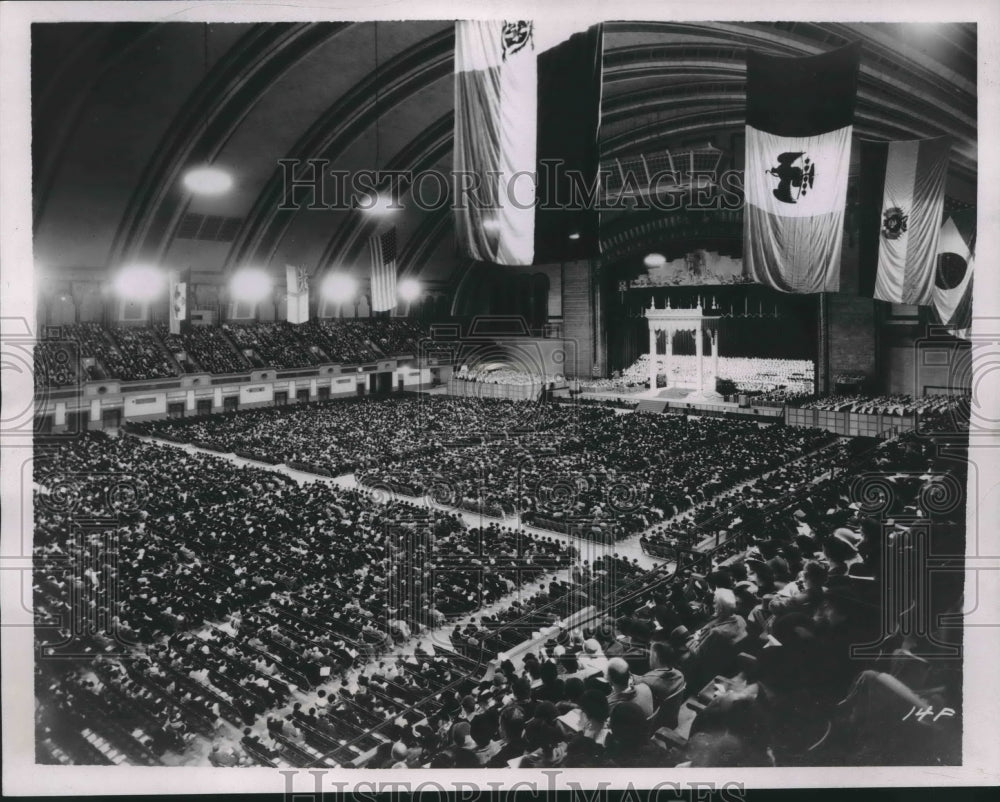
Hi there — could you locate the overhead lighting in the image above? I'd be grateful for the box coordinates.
[568,231,581,240]
[182,165,233,196]
[359,191,399,215]
[113,264,166,301]
[644,253,667,269]
[230,268,272,303]
[321,273,358,303]
[398,278,421,303]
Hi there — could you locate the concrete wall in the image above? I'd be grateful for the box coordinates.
[561,259,599,378]
[828,294,878,385]
[884,340,972,396]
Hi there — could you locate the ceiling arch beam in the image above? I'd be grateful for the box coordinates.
[313,113,453,274]
[224,25,455,274]
[403,207,454,280]
[33,23,160,232]
[396,203,450,277]
[107,22,349,270]
[602,81,975,155]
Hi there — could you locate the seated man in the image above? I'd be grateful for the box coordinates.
[641,641,686,710]
[605,657,654,717]
[686,589,747,687]
[207,742,240,767]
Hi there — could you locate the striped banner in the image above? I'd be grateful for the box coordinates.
[859,137,950,304]
[370,227,397,312]
[744,42,861,293]
[454,20,603,265]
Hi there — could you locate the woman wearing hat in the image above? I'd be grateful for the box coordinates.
[577,638,610,676]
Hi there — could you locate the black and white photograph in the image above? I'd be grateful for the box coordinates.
[2,0,999,795]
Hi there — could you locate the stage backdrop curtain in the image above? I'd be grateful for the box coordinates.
[454,20,603,265]
[858,137,950,305]
[743,41,861,294]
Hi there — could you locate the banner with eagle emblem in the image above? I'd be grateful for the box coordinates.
[743,42,861,293]
[858,137,950,304]
[454,20,603,265]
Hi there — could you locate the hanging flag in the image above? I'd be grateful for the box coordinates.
[858,137,950,304]
[932,209,975,337]
[168,268,189,335]
[286,264,309,324]
[744,42,861,293]
[454,20,603,265]
[370,226,397,312]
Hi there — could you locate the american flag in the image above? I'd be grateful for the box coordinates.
[369,226,397,312]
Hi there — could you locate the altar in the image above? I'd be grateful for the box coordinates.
[644,299,722,400]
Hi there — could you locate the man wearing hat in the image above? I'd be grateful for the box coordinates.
[810,576,883,700]
[823,530,864,577]
[621,618,656,675]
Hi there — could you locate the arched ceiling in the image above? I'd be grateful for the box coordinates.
[32,20,977,291]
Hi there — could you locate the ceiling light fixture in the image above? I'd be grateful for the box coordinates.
[398,278,421,303]
[182,165,233,196]
[229,268,273,303]
[113,264,166,301]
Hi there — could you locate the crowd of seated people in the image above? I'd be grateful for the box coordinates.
[363,457,962,771]
[104,326,181,381]
[745,389,816,407]
[305,320,381,364]
[128,396,577,476]
[33,431,585,765]
[575,355,814,396]
[33,402,964,767]
[359,318,428,357]
[639,439,854,557]
[58,323,180,382]
[58,323,114,380]
[575,354,654,392]
[454,366,564,386]
[223,322,327,369]
[365,429,964,768]
[571,396,640,411]
[156,325,251,375]
[225,552,659,769]
[358,410,836,539]
[715,357,814,395]
[799,393,967,416]
[34,340,80,388]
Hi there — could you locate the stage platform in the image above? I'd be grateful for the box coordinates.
[574,386,785,420]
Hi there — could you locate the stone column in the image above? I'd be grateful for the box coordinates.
[711,329,719,386]
[649,325,657,390]
[664,326,673,388]
[696,323,704,392]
